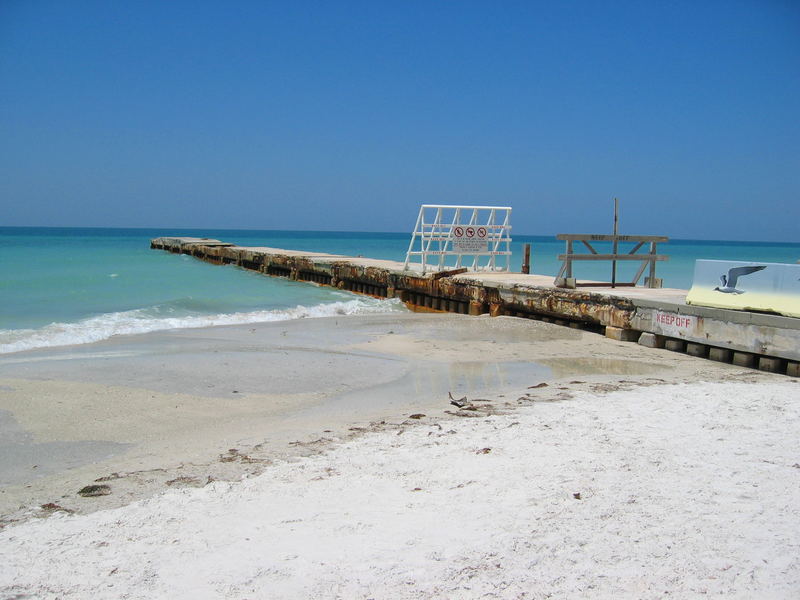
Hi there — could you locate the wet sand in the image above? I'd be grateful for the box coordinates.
[0,312,773,526]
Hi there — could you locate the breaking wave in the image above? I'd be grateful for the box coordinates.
[0,297,405,355]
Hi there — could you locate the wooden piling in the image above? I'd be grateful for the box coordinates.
[521,243,531,274]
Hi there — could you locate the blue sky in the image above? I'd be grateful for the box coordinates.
[1,1,798,241]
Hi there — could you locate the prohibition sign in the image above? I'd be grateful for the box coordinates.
[477,227,487,238]
[453,226,464,237]
[466,227,475,237]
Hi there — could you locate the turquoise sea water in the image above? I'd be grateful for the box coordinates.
[1,227,798,354]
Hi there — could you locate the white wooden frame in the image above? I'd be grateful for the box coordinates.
[403,205,512,273]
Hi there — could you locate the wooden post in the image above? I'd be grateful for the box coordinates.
[521,243,531,274]
[611,198,619,288]
[566,239,573,278]
[649,241,656,288]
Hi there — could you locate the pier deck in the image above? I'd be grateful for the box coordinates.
[151,237,800,376]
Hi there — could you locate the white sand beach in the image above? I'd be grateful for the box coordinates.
[1,313,798,598]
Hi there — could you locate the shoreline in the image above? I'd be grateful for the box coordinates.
[0,312,780,526]
[1,312,798,596]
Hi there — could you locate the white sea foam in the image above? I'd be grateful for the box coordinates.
[0,298,404,355]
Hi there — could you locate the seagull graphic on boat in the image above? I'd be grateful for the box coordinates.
[713,265,766,294]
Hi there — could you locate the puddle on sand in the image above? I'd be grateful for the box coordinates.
[313,360,552,418]
[408,360,552,398]
[324,356,670,417]
[0,409,132,487]
[411,318,582,344]
[538,357,673,377]
[407,356,670,395]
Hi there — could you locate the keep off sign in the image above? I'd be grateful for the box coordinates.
[452,226,488,253]
[652,311,696,337]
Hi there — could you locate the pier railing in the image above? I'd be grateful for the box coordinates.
[554,234,668,288]
[403,204,512,274]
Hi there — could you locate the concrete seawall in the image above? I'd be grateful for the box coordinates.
[151,237,800,377]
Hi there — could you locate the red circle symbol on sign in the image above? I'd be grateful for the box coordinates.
[477,227,487,238]
[453,227,464,237]
[466,227,475,237]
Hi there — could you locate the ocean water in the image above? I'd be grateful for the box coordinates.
[1,227,798,354]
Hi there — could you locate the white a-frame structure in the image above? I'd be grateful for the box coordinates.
[403,205,512,273]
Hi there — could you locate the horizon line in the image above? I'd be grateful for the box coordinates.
[1,225,798,246]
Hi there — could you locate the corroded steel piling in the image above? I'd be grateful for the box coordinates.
[150,237,800,377]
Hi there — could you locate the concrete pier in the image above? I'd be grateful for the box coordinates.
[151,237,800,376]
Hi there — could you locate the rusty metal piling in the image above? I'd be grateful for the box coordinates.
[150,236,800,377]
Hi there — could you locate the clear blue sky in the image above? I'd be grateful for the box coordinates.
[1,1,798,241]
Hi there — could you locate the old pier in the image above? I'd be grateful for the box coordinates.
[151,237,800,377]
